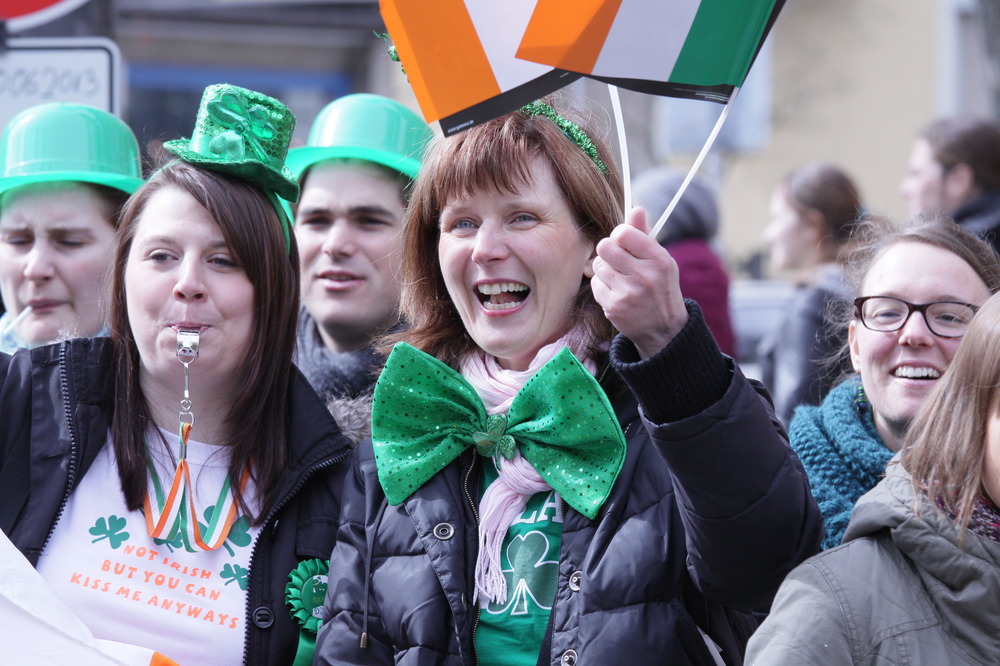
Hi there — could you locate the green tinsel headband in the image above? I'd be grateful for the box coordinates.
[521,101,608,175]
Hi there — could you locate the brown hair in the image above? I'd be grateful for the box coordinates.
[921,117,1000,192]
[391,97,622,367]
[902,290,1000,538]
[844,216,1000,297]
[780,162,863,262]
[109,160,300,523]
[88,183,132,229]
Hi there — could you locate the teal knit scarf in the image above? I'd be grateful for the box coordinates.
[789,377,894,549]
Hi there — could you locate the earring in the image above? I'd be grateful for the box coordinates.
[854,380,870,412]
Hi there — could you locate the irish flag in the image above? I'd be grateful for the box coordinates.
[517,0,783,103]
[379,0,782,134]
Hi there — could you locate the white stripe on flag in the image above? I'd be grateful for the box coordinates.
[593,0,701,81]
[467,0,552,92]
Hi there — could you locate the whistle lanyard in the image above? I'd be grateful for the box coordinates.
[141,329,249,552]
[142,423,251,551]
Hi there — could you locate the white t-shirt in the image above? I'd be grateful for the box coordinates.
[37,428,261,666]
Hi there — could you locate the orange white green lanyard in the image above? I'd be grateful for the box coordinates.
[141,329,247,552]
[142,421,250,551]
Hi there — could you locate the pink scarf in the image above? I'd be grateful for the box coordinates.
[459,331,597,607]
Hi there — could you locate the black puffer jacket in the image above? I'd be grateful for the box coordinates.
[0,338,354,665]
[315,306,823,665]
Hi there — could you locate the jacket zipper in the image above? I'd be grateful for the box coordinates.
[463,454,482,665]
[240,449,353,665]
[39,342,81,558]
[359,498,389,649]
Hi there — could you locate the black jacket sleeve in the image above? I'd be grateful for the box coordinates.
[611,301,823,609]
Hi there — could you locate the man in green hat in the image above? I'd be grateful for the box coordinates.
[286,94,432,401]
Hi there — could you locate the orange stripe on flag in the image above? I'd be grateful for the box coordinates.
[517,0,623,75]
[381,0,501,123]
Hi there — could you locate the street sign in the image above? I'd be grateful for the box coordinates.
[0,36,122,130]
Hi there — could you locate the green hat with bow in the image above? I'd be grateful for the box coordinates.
[163,83,300,203]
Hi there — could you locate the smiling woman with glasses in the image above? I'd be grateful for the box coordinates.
[784,216,1000,550]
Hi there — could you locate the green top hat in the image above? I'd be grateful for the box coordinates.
[164,84,300,203]
[0,102,144,199]
[286,94,432,182]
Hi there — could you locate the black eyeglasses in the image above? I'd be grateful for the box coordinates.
[854,296,979,338]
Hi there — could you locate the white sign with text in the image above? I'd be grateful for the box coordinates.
[0,36,122,129]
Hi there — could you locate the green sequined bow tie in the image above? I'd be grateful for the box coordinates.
[371,343,626,519]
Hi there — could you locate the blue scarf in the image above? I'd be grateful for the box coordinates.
[789,377,893,549]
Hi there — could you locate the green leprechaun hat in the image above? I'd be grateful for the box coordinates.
[0,102,144,198]
[163,83,300,203]
[286,93,432,182]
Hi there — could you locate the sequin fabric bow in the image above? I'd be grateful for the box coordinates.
[207,90,277,163]
[372,343,626,519]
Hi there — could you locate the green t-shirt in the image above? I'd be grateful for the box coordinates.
[475,462,565,666]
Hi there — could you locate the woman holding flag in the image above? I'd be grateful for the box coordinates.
[315,96,821,665]
[0,84,353,665]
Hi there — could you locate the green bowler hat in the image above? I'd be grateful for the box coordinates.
[286,93,432,182]
[163,83,300,203]
[0,102,144,198]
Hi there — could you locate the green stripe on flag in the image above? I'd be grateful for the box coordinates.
[669,0,778,87]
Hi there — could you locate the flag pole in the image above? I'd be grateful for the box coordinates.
[649,87,741,240]
[607,85,631,217]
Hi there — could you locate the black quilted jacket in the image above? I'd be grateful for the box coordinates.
[315,305,823,666]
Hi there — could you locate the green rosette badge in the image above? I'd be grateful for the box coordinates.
[286,558,330,666]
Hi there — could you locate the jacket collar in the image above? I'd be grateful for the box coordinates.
[847,469,1000,655]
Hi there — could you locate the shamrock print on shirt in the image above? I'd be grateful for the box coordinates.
[486,531,559,615]
[89,515,130,549]
[220,562,250,590]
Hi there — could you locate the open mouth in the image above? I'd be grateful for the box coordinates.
[893,366,941,380]
[477,282,529,311]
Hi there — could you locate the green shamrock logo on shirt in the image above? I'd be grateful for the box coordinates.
[89,515,130,549]
[487,531,558,615]
[221,562,250,590]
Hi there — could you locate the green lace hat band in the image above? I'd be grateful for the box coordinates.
[521,101,607,174]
